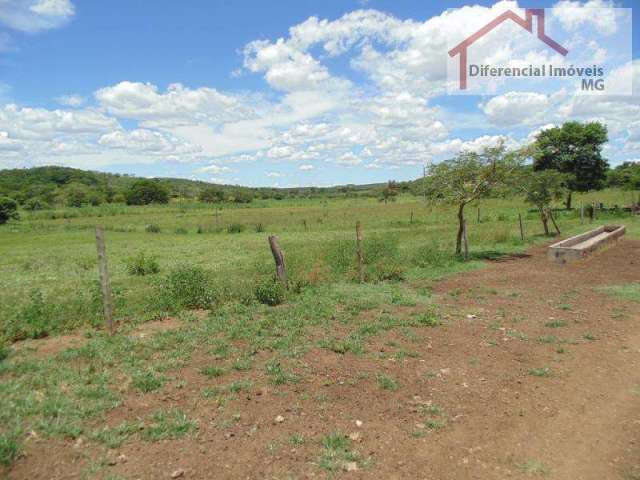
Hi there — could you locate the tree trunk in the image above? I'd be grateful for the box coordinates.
[549,209,561,235]
[540,208,550,236]
[456,203,466,254]
[565,191,572,210]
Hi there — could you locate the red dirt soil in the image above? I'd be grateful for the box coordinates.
[7,240,640,480]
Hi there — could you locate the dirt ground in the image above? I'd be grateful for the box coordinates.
[7,240,640,480]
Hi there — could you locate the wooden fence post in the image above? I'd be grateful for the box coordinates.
[95,227,114,335]
[477,207,480,223]
[462,219,469,261]
[580,202,584,224]
[268,235,287,287]
[356,221,364,283]
[410,211,414,224]
[518,213,525,241]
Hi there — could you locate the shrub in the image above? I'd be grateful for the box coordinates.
[23,198,48,211]
[227,223,245,234]
[156,265,215,310]
[174,227,188,235]
[145,224,161,233]
[125,252,160,276]
[412,241,455,267]
[0,197,19,225]
[6,289,54,340]
[255,223,265,233]
[254,276,286,306]
[125,179,169,205]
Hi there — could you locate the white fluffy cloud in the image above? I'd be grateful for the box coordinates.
[1,2,636,175]
[0,0,74,33]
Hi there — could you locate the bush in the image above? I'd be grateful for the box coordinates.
[125,252,160,276]
[255,223,265,233]
[254,277,286,306]
[23,198,48,211]
[155,265,215,311]
[0,197,19,225]
[174,227,188,235]
[325,235,405,282]
[227,223,245,234]
[6,289,53,340]
[125,179,170,205]
[412,242,455,267]
[145,223,161,233]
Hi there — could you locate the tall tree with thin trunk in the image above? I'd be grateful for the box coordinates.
[520,170,568,236]
[425,144,525,254]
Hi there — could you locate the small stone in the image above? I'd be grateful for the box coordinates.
[343,461,359,472]
[274,415,285,424]
[348,432,362,442]
[171,469,185,479]
[466,314,477,319]
[355,420,363,427]
[117,454,127,464]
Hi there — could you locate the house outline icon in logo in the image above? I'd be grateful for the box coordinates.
[448,8,568,90]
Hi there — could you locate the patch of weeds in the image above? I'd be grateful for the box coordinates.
[393,349,420,360]
[153,265,215,311]
[556,347,567,354]
[142,408,197,442]
[265,359,299,385]
[412,309,441,327]
[583,333,597,341]
[319,335,364,355]
[232,356,254,372]
[556,303,572,311]
[200,366,225,378]
[91,421,143,449]
[599,283,640,303]
[0,428,21,467]
[528,367,552,378]
[508,330,528,341]
[226,380,252,393]
[545,319,567,328]
[288,433,305,447]
[132,369,165,393]
[537,335,559,344]
[519,459,550,475]
[319,432,365,472]
[376,373,399,391]
[254,276,286,306]
[227,223,246,233]
[124,251,160,276]
[145,223,161,233]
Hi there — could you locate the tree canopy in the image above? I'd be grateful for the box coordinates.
[533,121,609,208]
[125,180,170,205]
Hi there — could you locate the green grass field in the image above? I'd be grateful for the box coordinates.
[0,189,638,469]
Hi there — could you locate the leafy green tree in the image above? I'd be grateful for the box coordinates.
[426,144,525,254]
[199,186,226,203]
[0,197,19,224]
[520,170,568,236]
[125,180,170,205]
[231,190,253,204]
[379,181,399,204]
[533,121,609,209]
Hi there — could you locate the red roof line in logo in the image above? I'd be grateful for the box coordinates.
[448,8,568,90]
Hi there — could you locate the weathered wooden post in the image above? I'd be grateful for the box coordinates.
[592,202,596,222]
[268,235,287,287]
[518,213,525,241]
[462,219,469,261]
[580,202,584,224]
[95,227,114,335]
[356,221,364,283]
[410,211,414,224]
[477,207,481,223]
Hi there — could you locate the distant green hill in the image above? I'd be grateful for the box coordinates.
[0,166,413,208]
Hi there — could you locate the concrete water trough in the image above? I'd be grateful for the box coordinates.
[548,225,626,263]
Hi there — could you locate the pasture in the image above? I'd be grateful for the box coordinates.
[1,189,639,479]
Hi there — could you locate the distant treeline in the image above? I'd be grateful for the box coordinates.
[0,166,415,209]
[0,162,637,210]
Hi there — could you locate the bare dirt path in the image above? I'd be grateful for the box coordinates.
[8,240,640,480]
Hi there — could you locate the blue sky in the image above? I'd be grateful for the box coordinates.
[0,0,638,187]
